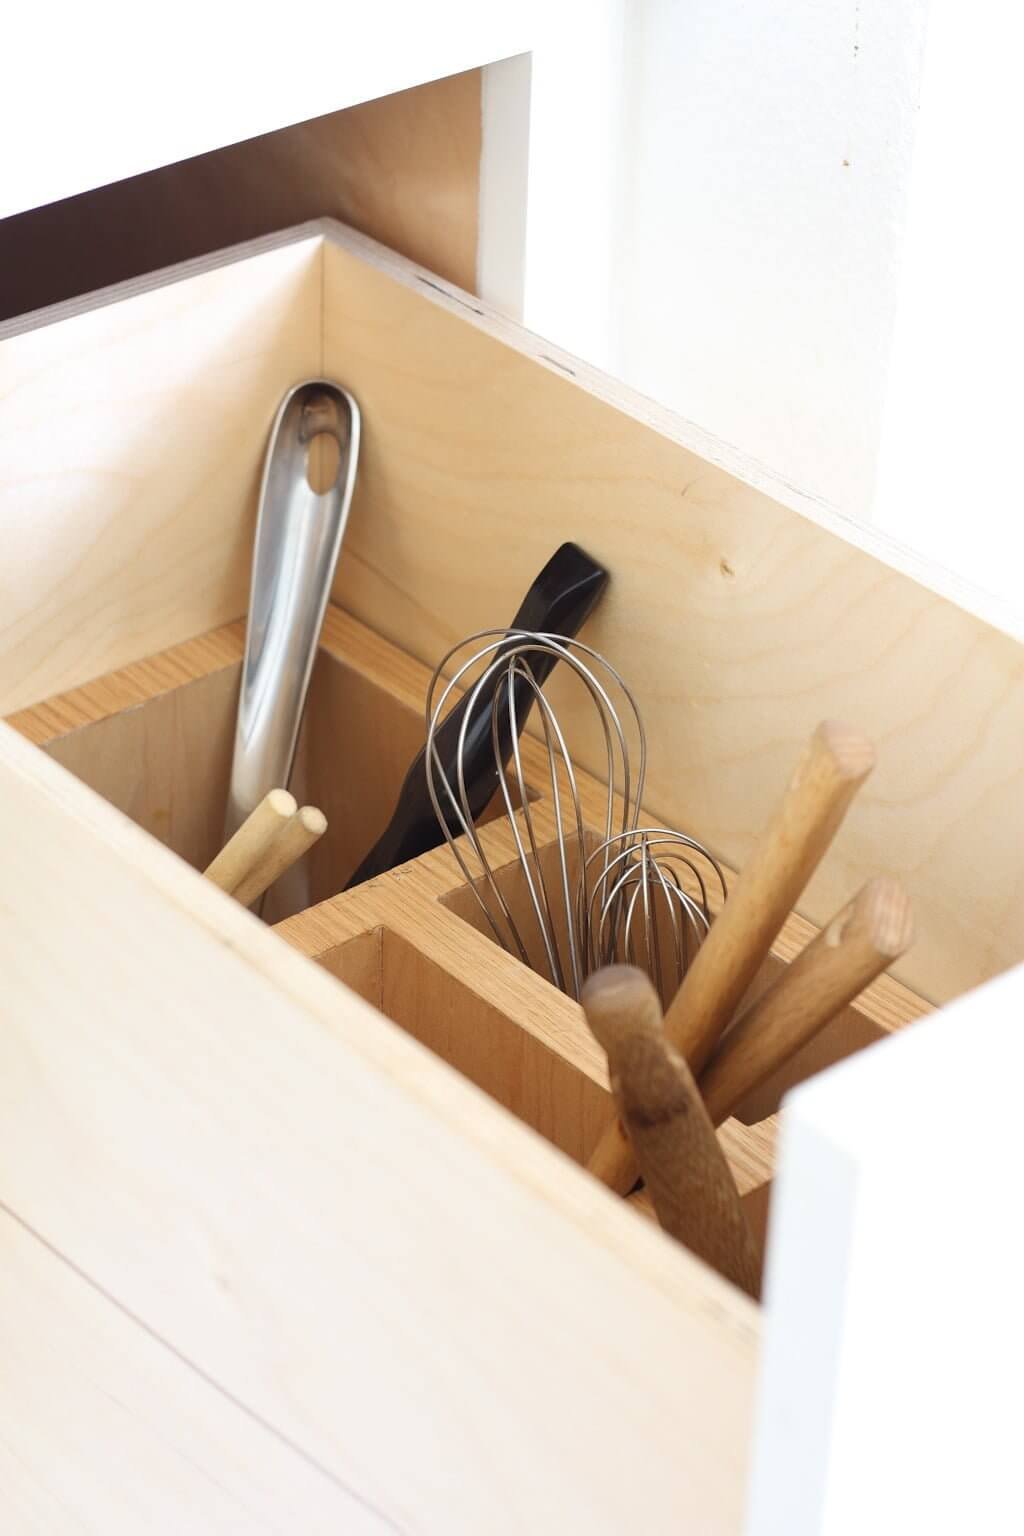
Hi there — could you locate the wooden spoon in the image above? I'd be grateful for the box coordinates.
[582,965,761,1298]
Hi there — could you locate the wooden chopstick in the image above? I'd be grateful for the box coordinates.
[588,720,875,1194]
[232,805,328,908]
[203,789,296,895]
[582,965,761,1298]
[699,875,913,1126]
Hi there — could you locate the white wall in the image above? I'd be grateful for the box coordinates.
[2,5,540,218]
[612,0,929,522]
[486,1,1022,622]
[481,2,629,372]
[873,1,1024,606]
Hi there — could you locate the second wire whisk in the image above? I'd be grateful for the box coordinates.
[425,629,725,1006]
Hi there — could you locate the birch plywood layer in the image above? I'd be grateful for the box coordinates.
[0,720,758,1533]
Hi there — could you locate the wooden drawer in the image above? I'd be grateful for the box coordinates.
[1,219,1020,1532]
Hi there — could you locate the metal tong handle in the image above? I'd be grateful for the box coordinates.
[225,380,360,839]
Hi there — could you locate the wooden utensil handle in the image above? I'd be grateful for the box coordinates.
[665,720,876,1072]
[203,788,297,895]
[583,966,761,1298]
[232,805,328,908]
[699,875,912,1125]
[587,721,875,1194]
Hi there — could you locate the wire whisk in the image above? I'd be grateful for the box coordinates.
[425,629,726,1007]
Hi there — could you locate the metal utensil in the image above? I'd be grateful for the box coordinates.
[225,379,360,840]
[422,628,724,1003]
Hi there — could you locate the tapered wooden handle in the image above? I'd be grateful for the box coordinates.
[582,966,761,1298]
[232,805,328,908]
[700,876,914,1125]
[203,789,297,895]
[586,721,875,1193]
[665,721,876,1070]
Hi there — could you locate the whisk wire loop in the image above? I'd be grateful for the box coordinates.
[425,630,724,1007]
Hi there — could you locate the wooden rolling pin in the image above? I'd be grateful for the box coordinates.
[588,720,875,1194]
[582,966,761,1298]
[700,875,914,1125]
[232,804,328,908]
[204,788,297,895]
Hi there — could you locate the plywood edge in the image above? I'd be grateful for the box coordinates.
[0,229,322,714]
[0,717,759,1528]
[17,599,931,1085]
[0,220,330,344]
[0,1205,370,1529]
[5,620,245,743]
[15,206,1011,644]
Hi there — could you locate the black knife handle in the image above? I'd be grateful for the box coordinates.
[344,542,609,888]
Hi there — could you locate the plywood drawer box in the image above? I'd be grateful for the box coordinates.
[1,219,1020,1532]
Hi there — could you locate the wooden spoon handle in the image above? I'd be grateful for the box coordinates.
[582,966,761,1298]
[203,788,296,895]
[232,805,328,908]
[665,720,876,1071]
[587,721,874,1194]
[699,875,914,1126]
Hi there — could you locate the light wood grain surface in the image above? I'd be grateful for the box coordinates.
[0,597,939,1527]
[0,239,320,714]
[319,224,1024,1004]
[0,1206,387,1533]
[0,715,759,1534]
[9,621,245,870]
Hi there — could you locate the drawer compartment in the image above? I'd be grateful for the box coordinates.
[6,599,923,1268]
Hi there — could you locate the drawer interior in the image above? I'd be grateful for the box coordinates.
[5,599,933,1297]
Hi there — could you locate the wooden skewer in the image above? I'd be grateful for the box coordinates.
[699,875,913,1126]
[587,720,875,1193]
[203,789,297,895]
[232,805,328,908]
[582,965,761,1298]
